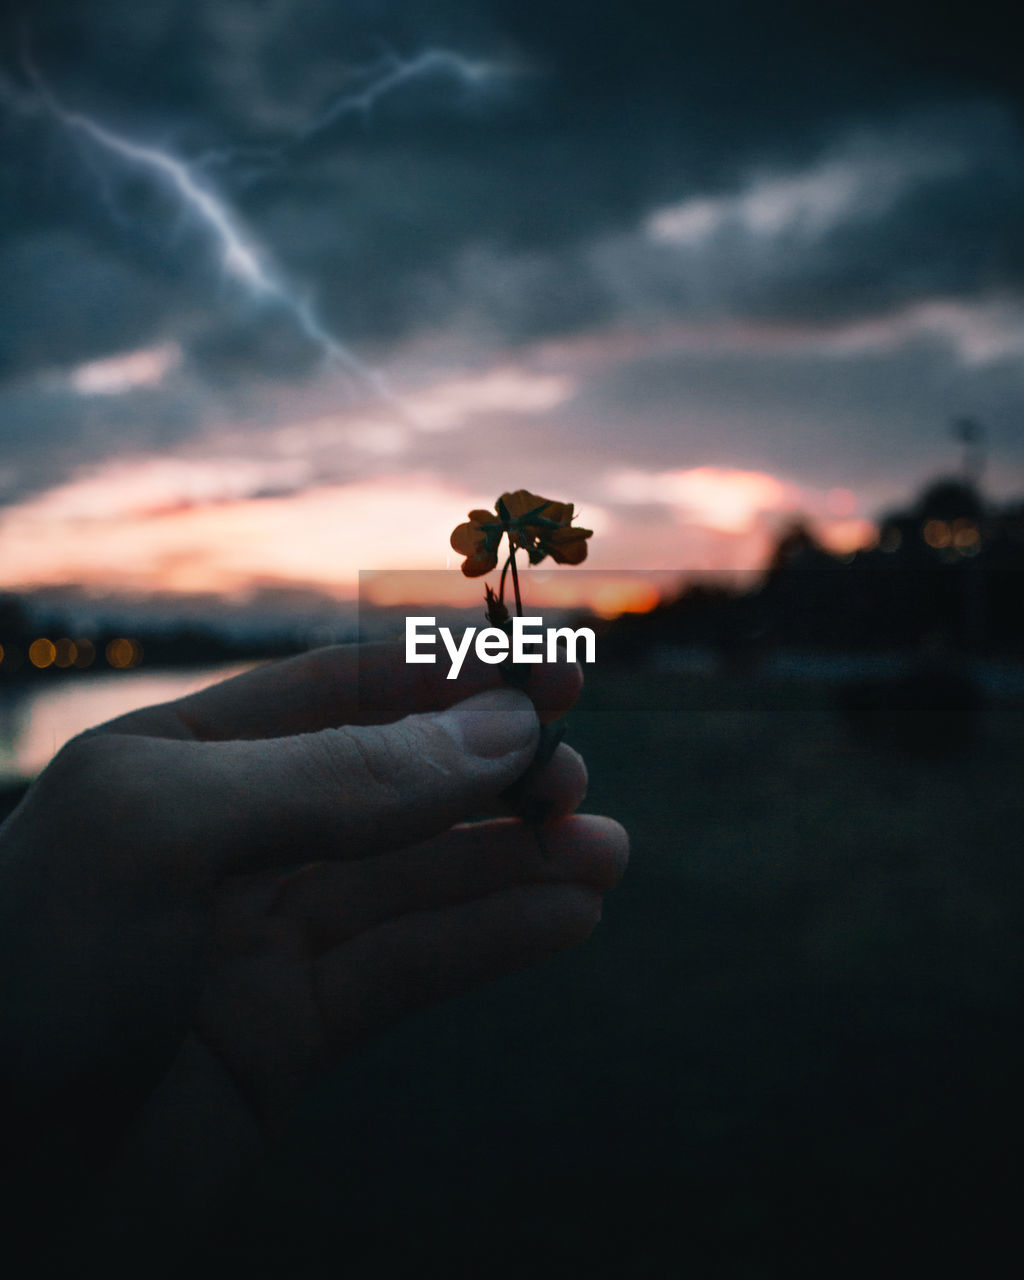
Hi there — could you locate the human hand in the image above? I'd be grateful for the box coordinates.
[0,641,627,1226]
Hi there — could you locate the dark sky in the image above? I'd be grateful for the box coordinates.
[1,0,1022,596]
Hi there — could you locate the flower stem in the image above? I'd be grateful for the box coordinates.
[507,545,524,616]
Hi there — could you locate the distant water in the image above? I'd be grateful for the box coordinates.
[6,648,1022,785]
[651,644,1024,695]
[0,665,250,782]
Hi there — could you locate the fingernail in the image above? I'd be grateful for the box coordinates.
[433,688,539,759]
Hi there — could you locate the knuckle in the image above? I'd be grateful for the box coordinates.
[314,717,461,806]
[53,732,185,832]
[29,732,167,879]
[307,724,408,806]
[286,717,467,856]
[46,730,131,800]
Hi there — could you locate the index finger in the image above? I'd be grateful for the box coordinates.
[99,641,583,741]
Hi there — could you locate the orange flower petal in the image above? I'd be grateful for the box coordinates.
[450,522,485,555]
[498,490,538,519]
[499,490,578,527]
[546,526,592,564]
[460,549,499,577]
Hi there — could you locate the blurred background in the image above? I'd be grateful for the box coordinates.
[2,1,1023,1273]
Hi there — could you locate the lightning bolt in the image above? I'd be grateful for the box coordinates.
[296,48,503,140]
[2,48,515,405]
[198,47,513,173]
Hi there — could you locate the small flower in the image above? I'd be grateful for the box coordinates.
[449,490,593,577]
[499,489,593,566]
[450,509,504,577]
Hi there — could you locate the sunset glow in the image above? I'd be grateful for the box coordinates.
[0,445,880,606]
[0,474,498,597]
[815,517,879,555]
[360,568,665,616]
[606,466,800,534]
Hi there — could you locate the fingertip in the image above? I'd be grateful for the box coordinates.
[536,813,630,889]
[507,741,588,826]
[431,687,539,760]
[522,882,604,947]
[572,814,630,880]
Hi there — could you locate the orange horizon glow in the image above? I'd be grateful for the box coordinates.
[0,450,877,610]
[360,569,667,618]
[815,516,879,555]
[0,474,505,597]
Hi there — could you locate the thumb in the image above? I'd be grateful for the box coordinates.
[199,687,541,870]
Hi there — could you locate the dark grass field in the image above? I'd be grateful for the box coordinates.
[189,664,1024,1276]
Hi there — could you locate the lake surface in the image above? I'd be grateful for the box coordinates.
[0,665,250,781]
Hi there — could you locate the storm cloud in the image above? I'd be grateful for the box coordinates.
[1,0,1022,566]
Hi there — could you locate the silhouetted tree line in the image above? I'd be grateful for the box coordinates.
[602,477,1024,663]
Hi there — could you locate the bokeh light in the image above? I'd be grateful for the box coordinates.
[952,519,980,550]
[29,638,57,669]
[923,519,951,549]
[54,638,78,668]
[105,637,142,669]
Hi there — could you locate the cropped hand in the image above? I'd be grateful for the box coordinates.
[0,642,627,1235]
